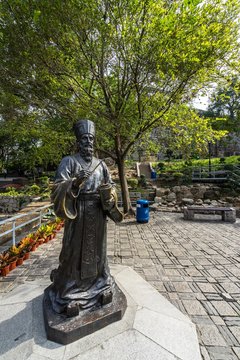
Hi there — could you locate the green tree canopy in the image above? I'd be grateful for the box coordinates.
[0,0,239,211]
[207,77,240,133]
[153,105,228,159]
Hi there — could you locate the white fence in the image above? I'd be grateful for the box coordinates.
[0,204,54,246]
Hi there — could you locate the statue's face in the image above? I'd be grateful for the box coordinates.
[79,134,94,161]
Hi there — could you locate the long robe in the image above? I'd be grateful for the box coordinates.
[49,154,122,314]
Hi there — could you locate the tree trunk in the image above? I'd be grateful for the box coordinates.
[117,158,134,215]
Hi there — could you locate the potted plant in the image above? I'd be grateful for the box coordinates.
[36,224,48,243]
[0,252,11,276]
[9,256,18,270]
[18,235,34,257]
[55,217,64,230]
[44,223,56,240]
[8,245,21,269]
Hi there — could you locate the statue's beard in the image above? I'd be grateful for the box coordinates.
[80,145,93,162]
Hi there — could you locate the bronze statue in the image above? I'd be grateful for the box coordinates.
[49,119,123,317]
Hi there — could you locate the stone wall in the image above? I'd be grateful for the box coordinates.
[0,195,31,214]
[153,184,240,214]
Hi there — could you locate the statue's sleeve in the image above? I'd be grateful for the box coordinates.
[51,157,79,220]
[107,187,124,223]
[101,161,123,223]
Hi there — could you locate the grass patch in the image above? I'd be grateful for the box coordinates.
[152,155,240,173]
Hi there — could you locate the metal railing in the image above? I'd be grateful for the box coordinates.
[228,164,240,187]
[192,164,228,181]
[0,203,54,246]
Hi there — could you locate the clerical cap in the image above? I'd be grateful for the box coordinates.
[74,119,95,139]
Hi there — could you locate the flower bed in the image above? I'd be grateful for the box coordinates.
[0,217,64,276]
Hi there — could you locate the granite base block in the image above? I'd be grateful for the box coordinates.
[43,282,127,345]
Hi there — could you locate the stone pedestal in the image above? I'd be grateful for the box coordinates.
[0,265,201,360]
[43,282,127,345]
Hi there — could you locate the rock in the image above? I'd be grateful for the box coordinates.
[233,198,240,207]
[176,191,193,202]
[154,196,162,204]
[204,189,220,200]
[180,186,189,192]
[150,203,160,211]
[166,192,177,202]
[156,188,168,197]
[164,188,171,195]
[212,186,221,191]
[195,199,203,205]
[224,202,233,207]
[211,200,219,206]
[182,198,194,205]
[172,186,181,193]
[204,199,212,205]
[224,196,240,207]
[191,185,207,200]
[168,202,176,206]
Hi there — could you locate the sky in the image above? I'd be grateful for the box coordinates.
[192,95,209,110]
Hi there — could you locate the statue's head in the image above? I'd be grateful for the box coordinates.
[74,119,95,161]
[74,119,95,139]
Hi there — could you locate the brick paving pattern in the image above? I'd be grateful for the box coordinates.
[1,211,240,359]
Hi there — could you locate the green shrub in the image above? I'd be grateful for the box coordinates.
[127,178,138,189]
[19,196,29,207]
[29,184,41,195]
[173,172,183,178]
[224,164,234,171]
[41,189,51,199]
[0,187,20,196]
[157,162,165,171]
[138,174,147,188]
[38,176,49,186]
[183,167,192,175]
[184,160,193,167]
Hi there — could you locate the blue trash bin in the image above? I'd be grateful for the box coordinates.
[151,171,157,179]
[136,199,149,223]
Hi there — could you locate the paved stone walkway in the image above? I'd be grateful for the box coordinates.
[1,211,240,359]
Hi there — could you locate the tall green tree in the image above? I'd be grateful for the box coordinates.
[0,89,75,174]
[153,105,228,159]
[208,77,240,133]
[0,0,239,212]
[203,77,240,156]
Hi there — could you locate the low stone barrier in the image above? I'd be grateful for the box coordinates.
[0,195,31,214]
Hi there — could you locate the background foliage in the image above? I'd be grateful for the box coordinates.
[0,0,239,211]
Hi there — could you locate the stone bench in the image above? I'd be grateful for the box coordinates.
[183,206,236,223]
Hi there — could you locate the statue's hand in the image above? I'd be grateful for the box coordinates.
[73,170,91,188]
[103,193,115,211]
[78,169,91,180]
